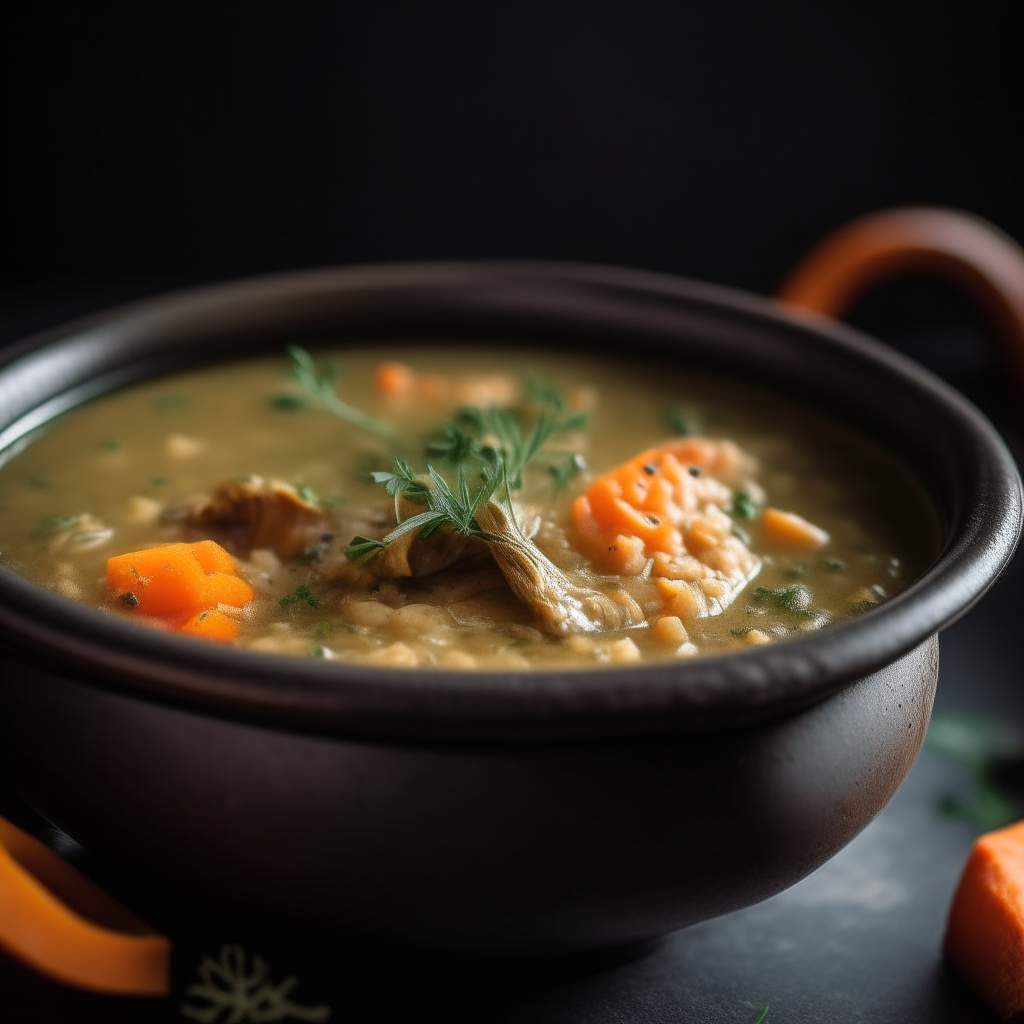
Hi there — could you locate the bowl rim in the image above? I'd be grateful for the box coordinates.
[0,260,1019,741]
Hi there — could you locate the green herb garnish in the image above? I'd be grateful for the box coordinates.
[295,483,319,505]
[314,623,333,639]
[345,535,388,560]
[100,438,120,451]
[149,476,170,487]
[268,393,308,410]
[548,453,586,493]
[153,394,189,411]
[752,585,813,616]
[823,558,846,571]
[730,627,752,636]
[731,490,757,520]
[280,585,321,609]
[41,514,82,533]
[28,474,49,489]
[286,345,395,437]
[660,405,692,436]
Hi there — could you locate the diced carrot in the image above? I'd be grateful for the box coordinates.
[374,361,416,396]
[945,820,1024,1019]
[106,541,253,638]
[205,573,255,608]
[762,507,830,549]
[191,539,238,575]
[180,608,241,642]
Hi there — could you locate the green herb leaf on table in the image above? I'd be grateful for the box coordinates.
[926,713,1024,831]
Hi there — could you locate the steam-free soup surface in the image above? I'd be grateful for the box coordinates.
[0,347,940,669]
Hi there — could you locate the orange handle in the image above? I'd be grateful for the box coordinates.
[0,813,170,995]
[777,207,1024,393]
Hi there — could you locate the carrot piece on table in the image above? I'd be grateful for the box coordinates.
[945,819,1024,1019]
[180,608,241,642]
[374,361,416,396]
[106,541,253,640]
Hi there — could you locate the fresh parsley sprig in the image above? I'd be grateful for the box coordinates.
[345,460,502,560]
[285,345,396,438]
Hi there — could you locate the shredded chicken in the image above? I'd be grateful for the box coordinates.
[185,476,325,559]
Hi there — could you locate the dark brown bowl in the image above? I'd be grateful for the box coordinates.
[0,262,1019,955]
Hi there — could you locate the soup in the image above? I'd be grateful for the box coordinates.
[0,346,940,670]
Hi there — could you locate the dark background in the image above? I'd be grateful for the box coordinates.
[4,5,1021,323]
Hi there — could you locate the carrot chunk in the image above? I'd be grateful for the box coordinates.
[180,608,241,642]
[106,541,253,640]
[762,507,830,549]
[374,361,416,396]
[945,820,1024,1019]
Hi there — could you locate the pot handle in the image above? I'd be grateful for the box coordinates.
[777,207,1024,392]
[0,813,170,995]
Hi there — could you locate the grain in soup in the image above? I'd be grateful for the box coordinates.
[0,346,941,669]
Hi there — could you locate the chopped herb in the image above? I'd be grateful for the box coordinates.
[730,627,752,636]
[295,483,319,505]
[752,585,813,616]
[120,591,140,607]
[661,405,693,436]
[41,514,82,533]
[345,535,388,560]
[279,584,321,609]
[153,394,189,411]
[785,563,806,579]
[445,398,587,491]
[312,646,330,658]
[149,476,170,487]
[314,623,333,639]
[688,466,702,477]
[731,490,757,520]
[353,457,503,558]
[268,393,308,410]
[285,345,395,437]
[549,453,586,493]
[28,475,49,489]
[100,438,120,451]
[427,421,480,465]
[525,372,568,412]
[237,474,254,483]
[823,558,846,571]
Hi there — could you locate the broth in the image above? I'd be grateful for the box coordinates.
[0,346,941,670]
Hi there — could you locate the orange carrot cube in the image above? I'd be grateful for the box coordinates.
[180,608,241,642]
[945,820,1024,1019]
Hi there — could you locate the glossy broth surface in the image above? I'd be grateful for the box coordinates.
[0,346,941,669]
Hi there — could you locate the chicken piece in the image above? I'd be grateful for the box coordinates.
[186,476,325,559]
[474,501,639,637]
